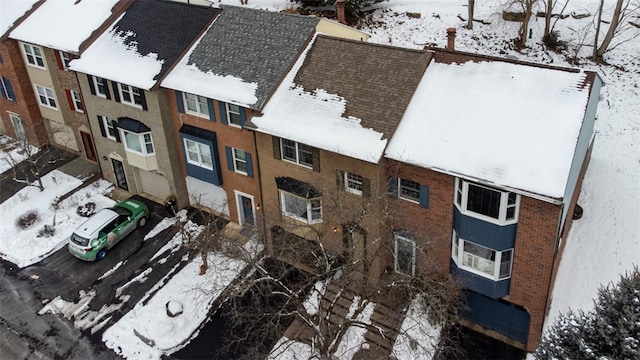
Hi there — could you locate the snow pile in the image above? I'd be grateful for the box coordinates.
[334,297,375,359]
[0,136,40,174]
[0,172,114,267]
[102,240,257,359]
[391,295,442,360]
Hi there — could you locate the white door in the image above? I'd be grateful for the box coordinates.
[9,113,26,142]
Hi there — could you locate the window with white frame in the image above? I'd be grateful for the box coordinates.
[184,92,209,117]
[280,191,322,224]
[70,90,83,112]
[100,116,118,140]
[451,230,513,280]
[455,179,520,225]
[117,83,144,108]
[345,172,364,195]
[226,103,241,126]
[394,233,416,276]
[35,85,57,109]
[232,148,248,174]
[123,130,154,155]
[23,43,44,68]
[399,178,420,202]
[92,76,109,98]
[184,138,212,170]
[58,50,71,68]
[1,77,15,101]
[281,139,314,168]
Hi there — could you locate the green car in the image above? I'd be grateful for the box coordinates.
[68,199,149,261]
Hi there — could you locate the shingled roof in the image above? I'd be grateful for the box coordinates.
[165,5,319,109]
[70,0,219,89]
[294,35,432,140]
[251,35,432,163]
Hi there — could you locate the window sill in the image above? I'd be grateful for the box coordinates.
[454,204,517,226]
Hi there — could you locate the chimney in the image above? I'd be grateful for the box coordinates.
[336,0,346,25]
[446,27,456,50]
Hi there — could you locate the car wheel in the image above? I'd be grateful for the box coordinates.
[137,216,147,228]
[96,248,108,261]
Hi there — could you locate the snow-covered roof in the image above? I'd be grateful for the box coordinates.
[9,0,120,53]
[69,0,218,90]
[161,5,319,109]
[251,35,431,164]
[385,57,593,199]
[0,0,39,38]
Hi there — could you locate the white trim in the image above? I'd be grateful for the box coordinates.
[183,138,213,170]
[122,130,154,156]
[232,147,248,175]
[100,116,118,141]
[117,83,143,109]
[234,190,255,226]
[280,138,313,169]
[394,234,416,276]
[71,90,84,113]
[58,50,71,69]
[279,190,322,224]
[398,177,420,204]
[226,103,242,127]
[92,76,108,98]
[454,178,520,226]
[183,92,209,118]
[22,43,45,69]
[451,230,513,281]
[34,84,57,109]
[345,171,363,196]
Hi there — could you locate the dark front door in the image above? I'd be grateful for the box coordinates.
[80,131,97,162]
[240,195,254,225]
[111,159,128,190]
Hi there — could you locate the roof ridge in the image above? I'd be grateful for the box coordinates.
[316,33,427,54]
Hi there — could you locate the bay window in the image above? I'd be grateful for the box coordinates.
[123,130,154,155]
[280,191,322,224]
[455,178,520,225]
[451,230,513,280]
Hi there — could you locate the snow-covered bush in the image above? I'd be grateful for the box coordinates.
[535,266,640,359]
[15,210,39,229]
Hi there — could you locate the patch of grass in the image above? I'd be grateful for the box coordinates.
[16,210,39,229]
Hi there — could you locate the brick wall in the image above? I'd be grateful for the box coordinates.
[0,39,47,146]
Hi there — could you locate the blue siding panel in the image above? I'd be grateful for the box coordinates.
[389,177,398,197]
[246,152,254,178]
[225,146,234,171]
[460,290,530,345]
[239,106,247,127]
[451,261,510,298]
[453,207,517,250]
[179,127,222,186]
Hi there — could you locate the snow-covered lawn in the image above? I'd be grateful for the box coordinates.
[391,295,441,360]
[0,170,115,267]
[0,135,40,174]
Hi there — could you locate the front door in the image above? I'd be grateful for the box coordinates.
[9,113,26,142]
[80,131,97,162]
[111,159,128,190]
[240,195,254,225]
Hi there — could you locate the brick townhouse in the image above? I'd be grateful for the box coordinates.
[384,43,602,351]
[0,0,46,147]
[9,0,130,160]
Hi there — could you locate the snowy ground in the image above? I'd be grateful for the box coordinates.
[1,0,637,358]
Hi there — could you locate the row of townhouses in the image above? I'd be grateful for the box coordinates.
[0,0,602,352]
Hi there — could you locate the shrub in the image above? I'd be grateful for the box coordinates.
[16,210,39,229]
[37,224,55,238]
[76,202,96,217]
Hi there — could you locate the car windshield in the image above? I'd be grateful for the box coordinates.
[111,206,132,218]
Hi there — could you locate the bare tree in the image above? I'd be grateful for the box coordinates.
[543,0,571,45]
[467,0,476,29]
[593,0,640,61]
[209,175,462,359]
[516,0,538,48]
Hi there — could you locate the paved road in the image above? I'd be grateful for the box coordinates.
[0,196,190,359]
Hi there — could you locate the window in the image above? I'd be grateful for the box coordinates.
[394,234,416,276]
[117,83,144,108]
[280,191,322,224]
[1,77,15,101]
[226,103,241,126]
[399,178,420,202]
[345,172,364,195]
[92,76,109,98]
[454,178,520,225]
[123,130,154,155]
[23,43,44,68]
[232,148,248,174]
[35,85,57,109]
[183,92,209,117]
[100,116,118,141]
[184,138,212,170]
[451,230,513,280]
[58,50,71,69]
[281,139,314,168]
[70,90,83,112]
